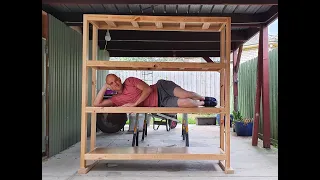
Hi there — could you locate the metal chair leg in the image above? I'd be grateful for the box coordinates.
[182,119,185,140]
[132,113,139,147]
[183,113,189,147]
[142,113,147,141]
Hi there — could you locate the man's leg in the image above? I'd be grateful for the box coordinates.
[156,79,215,108]
[157,79,205,101]
[177,98,205,107]
[173,86,205,101]
[162,96,204,108]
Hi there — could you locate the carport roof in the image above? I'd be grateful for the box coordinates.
[42,0,278,57]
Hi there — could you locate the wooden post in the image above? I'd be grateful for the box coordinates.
[261,26,271,148]
[219,26,226,153]
[252,30,263,146]
[80,15,89,170]
[224,17,232,172]
[233,45,243,112]
[252,25,271,148]
[90,25,98,151]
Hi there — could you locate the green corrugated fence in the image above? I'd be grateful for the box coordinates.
[48,14,83,157]
[48,14,109,157]
[237,48,278,144]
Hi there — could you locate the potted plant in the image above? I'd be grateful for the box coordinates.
[232,110,253,136]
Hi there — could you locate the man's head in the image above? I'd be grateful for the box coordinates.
[106,74,123,92]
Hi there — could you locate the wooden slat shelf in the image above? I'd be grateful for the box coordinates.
[86,61,225,71]
[85,107,225,114]
[86,14,227,32]
[79,14,233,175]
[84,147,226,160]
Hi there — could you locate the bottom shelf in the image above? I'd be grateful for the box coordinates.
[84,147,226,160]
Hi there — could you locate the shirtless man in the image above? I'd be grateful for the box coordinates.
[93,74,217,108]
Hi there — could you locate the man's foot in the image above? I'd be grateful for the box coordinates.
[205,96,216,101]
[204,97,218,107]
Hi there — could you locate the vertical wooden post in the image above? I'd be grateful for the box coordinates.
[252,26,270,148]
[219,26,226,153]
[90,25,98,151]
[232,50,237,112]
[224,17,232,171]
[261,26,271,148]
[252,31,262,146]
[80,15,89,169]
[233,45,243,112]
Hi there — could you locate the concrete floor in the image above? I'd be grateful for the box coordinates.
[42,124,278,180]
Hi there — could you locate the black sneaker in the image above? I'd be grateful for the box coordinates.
[204,100,217,107]
[205,96,217,102]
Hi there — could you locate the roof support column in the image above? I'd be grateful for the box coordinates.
[232,45,242,112]
[252,25,270,148]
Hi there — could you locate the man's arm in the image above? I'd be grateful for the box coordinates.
[132,79,153,106]
[93,84,114,107]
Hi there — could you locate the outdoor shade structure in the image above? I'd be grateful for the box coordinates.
[79,14,233,174]
[42,1,278,57]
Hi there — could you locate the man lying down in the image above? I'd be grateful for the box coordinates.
[93,74,217,108]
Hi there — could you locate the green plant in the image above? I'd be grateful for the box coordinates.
[232,110,243,122]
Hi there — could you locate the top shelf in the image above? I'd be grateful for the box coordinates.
[85,14,228,32]
[86,60,225,71]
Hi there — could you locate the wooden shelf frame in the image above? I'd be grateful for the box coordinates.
[84,147,226,160]
[79,14,232,174]
[86,61,226,71]
[86,14,227,32]
[86,107,226,114]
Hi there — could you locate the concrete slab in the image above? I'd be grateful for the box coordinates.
[42,125,278,180]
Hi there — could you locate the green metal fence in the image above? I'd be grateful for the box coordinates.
[237,48,278,144]
[48,14,109,157]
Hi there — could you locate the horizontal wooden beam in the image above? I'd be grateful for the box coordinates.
[42,0,278,5]
[107,50,222,57]
[84,147,227,161]
[100,41,237,51]
[98,23,221,32]
[86,14,228,24]
[94,30,248,42]
[86,61,225,71]
[84,14,227,32]
[86,106,225,113]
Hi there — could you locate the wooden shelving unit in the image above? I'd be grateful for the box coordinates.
[79,14,232,174]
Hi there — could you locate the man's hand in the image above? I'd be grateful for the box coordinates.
[121,103,137,107]
[93,83,114,107]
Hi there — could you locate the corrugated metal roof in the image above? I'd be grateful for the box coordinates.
[43,4,272,14]
[42,1,278,56]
